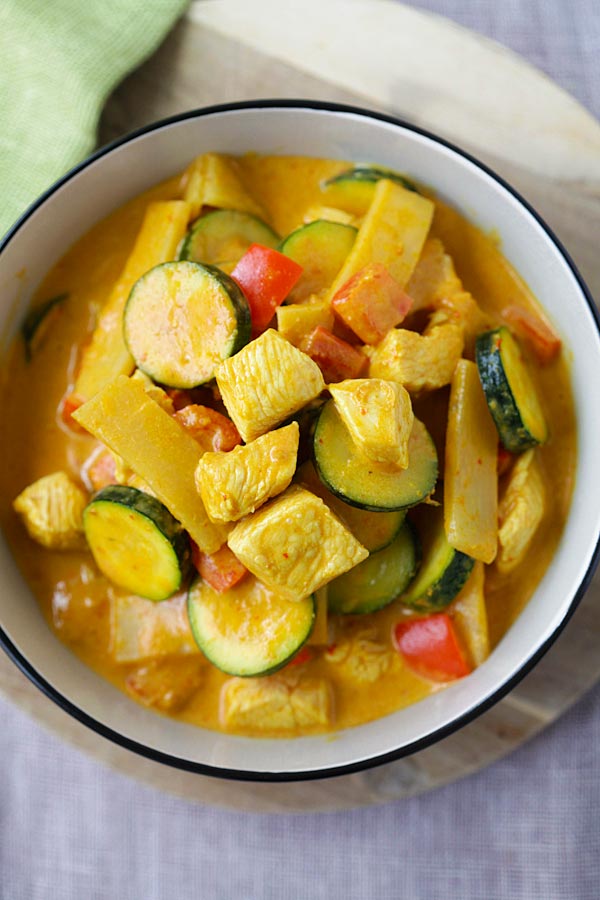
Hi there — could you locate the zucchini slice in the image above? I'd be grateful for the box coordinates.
[187,576,315,676]
[314,399,438,511]
[401,507,474,611]
[328,524,419,615]
[279,219,357,301]
[124,261,251,388]
[83,485,190,602]
[322,167,419,216]
[475,327,548,452]
[22,292,68,360]
[179,209,279,265]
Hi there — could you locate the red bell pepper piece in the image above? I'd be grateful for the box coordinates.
[58,391,87,434]
[332,263,413,344]
[173,404,241,453]
[303,326,367,383]
[497,444,514,477]
[192,542,248,593]
[502,305,561,364]
[231,243,303,335]
[392,613,471,682]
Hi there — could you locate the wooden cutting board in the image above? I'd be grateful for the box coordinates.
[2,0,599,812]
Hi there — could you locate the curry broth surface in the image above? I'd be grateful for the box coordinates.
[0,156,576,736]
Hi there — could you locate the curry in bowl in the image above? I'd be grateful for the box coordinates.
[0,153,575,737]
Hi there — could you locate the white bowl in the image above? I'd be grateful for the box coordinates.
[1,101,599,781]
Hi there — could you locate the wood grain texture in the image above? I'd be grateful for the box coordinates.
[2,1,598,812]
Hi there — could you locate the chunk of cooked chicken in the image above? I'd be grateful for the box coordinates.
[13,471,87,550]
[125,657,205,712]
[405,237,463,310]
[329,378,413,467]
[110,592,199,663]
[221,674,332,732]
[215,329,324,442]
[228,486,368,601]
[368,321,464,393]
[196,421,299,523]
[325,627,395,683]
[497,449,545,573]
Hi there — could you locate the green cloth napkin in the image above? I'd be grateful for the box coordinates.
[0,0,189,237]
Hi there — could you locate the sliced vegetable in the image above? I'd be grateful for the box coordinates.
[329,524,419,615]
[308,587,329,645]
[22,292,68,360]
[325,179,434,300]
[331,263,413,344]
[400,507,475,611]
[231,243,303,334]
[179,209,278,266]
[393,613,471,682]
[444,360,498,564]
[187,575,315,676]
[124,260,250,389]
[322,166,419,216]
[84,485,190,601]
[450,561,489,667]
[279,219,357,301]
[276,300,334,348]
[296,461,405,553]
[475,327,548,452]
[83,447,118,492]
[74,200,190,401]
[72,374,228,553]
[192,542,248,593]
[173,404,241,453]
[303,326,367,383]
[501,305,561,365]
[215,328,324,443]
[183,152,265,220]
[314,400,438,511]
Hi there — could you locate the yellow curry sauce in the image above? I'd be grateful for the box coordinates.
[0,155,576,736]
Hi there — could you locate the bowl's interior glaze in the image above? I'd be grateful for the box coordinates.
[1,103,599,778]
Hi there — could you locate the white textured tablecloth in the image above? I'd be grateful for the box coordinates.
[2,2,599,898]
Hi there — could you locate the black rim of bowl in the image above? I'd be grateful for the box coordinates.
[1,99,599,783]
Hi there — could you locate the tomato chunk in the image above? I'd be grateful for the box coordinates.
[232,243,303,335]
[303,326,367,383]
[192,542,248,593]
[58,391,87,434]
[173,404,241,452]
[502,305,561,364]
[392,613,471,682]
[332,263,413,344]
[86,448,118,491]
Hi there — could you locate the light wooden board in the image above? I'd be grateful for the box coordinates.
[2,0,600,812]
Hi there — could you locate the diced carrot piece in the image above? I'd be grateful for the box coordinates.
[58,391,87,434]
[192,542,248,593]
[173,405,241,453]
[303,326,367,383]
[232,244,303,335]
[502,305,561,364]
[86,448,118,491]
[332,263,413,344]
[497,444,514,477]
[392,613,472,682]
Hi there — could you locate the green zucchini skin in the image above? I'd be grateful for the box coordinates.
[401,509,474,612]
[22,292,68,360]
[279,219,357,300]
[324,166,420,194]
[83,485,190,602]
[187,577,315,677]
[313,400,438,512]
[328,523,419,615]
[475,327,548,453]
[123,260,251,388]
[179,209,279,265]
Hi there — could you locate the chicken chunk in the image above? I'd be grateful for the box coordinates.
[368,321,464,393]
[13,471,87,550]
[228,486,368,601]
[125,657,204,712]
[325,627,395,683]
[215,329,325,442]
[221,674,332,732]
[110,592,199,663]
[329,378,414,467]
[497,449,546,573]
[405,237,463,310]
[196,422,299,523]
